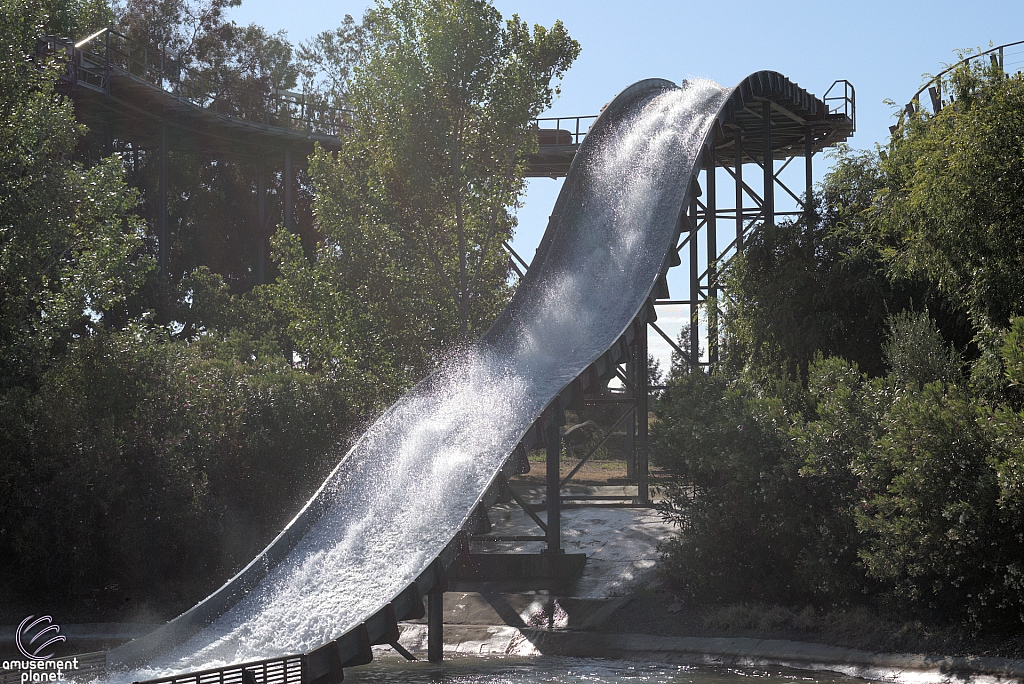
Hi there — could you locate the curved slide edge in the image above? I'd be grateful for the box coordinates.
[106,69,829,680]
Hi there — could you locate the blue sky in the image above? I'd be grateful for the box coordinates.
[229,0,1024,370]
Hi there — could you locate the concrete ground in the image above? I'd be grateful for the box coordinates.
[470,485,673,597]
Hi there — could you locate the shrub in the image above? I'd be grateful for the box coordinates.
[2,324,355,606]
[652,372,827,604]
[855,380,1024,630]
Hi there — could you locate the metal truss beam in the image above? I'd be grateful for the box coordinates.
[657,96,826,371]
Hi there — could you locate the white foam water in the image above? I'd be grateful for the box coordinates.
[116,78,729,682]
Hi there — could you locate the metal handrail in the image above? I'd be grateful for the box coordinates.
[905,39,1024,116]
[823,79,856,132]
[532,115,597,146]
[137,654,304,684]
[57,28,597,145]
[54,28,353,136]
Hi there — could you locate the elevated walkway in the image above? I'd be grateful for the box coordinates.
[46,31,852,176]
[45,31,591,171]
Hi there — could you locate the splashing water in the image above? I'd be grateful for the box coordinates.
[117,78,729,682]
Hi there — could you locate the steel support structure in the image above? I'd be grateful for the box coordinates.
[426,591,443,662]
[763,100,775,228]
[706,145,719,365]
[624,353,636,479]
[633,318,649,504]
[618,81,851,495]
[257,165,268,285]
[544,421,563,554]
[688,193,700,362]
[472,80,853,541]
[735,133,745,248]
[158,119,168,277]
[656,97,825,373]
[543,98,839,502]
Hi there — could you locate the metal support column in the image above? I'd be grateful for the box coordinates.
[735,133,744,248]
[689,194,699,366]
[427,591,443,662]
[805,126,813,210]
[635,320,649,504]
[257,164,267,285]
[706,147,718,365]
[545,421,563,553]
[625,352,635,478]
[284,150,294,232]
[763,100,774,227]
[158,119,168,276]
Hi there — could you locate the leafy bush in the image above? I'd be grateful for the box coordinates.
[655,311,1024,630]
[882,310,961,389]
[2,323,356,604]
[855,380,1024,629]
[652,371,847,604]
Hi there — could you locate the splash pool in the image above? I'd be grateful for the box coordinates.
[340,656,872,684]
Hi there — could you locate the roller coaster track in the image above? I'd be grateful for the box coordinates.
[903,39,1024,120]
[44,33,853,684]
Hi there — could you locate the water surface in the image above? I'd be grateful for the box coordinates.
[342,656,872,684]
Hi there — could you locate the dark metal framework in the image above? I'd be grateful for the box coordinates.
[667,76,855,368]
[57,28,350,138]
[503,75,856,513]
[42,31,344,286]
[42,29,591,285]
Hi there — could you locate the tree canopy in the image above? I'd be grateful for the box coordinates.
[293,0,579,385]
[880,61,1024,328]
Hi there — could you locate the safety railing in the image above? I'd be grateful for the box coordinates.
[532,115,596,147]
[47,28,351,136]
[906,40,1024,116]
[48,29,598,147]
[134,654,304,684]
[823,79,856,132]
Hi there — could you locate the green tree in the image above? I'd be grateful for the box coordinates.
[854,379,1024,629]
[308,0,579,347]
[2,0,154,594]
[880,64,1024,327]
[721,148,940,383]
[791,355,888,601]
[882,310,961,390]
[1,2,362,610]
[0,0,151,389]
[652,371,822,604]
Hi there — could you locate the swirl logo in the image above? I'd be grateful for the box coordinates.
[16,616,66,661]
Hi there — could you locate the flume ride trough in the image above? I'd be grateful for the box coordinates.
[91,72,852,684]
